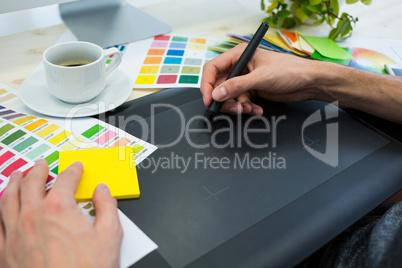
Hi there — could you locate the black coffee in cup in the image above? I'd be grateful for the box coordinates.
[59,61,91,67]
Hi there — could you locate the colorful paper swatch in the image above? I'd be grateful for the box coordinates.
[121,35,222,88]
[59,146,140,201]
[347,47,396,74]
[311,48,353,65]
[0,84,157,198]
[300,34,353,60]
[297,33,315,56]
[264,34,306,56]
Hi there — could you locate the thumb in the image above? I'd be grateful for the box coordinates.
[211,72,259,102]
[92,183,121,233]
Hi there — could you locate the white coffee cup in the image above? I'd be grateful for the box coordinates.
[43,41,122,104]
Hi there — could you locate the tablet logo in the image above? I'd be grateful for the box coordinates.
[302,102,339,167]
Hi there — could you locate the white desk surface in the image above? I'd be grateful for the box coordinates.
[1,0,401,100]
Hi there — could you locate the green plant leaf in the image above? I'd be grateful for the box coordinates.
[295,7,307,22]
[337,20,353,41]
[302,5,313,16]
[346,0,358,4]
[277,8,292,18]
[360,0,372,5]
[329,0,340,16]
[294,17,302,27]
[290,2,298,13]
[310,0,321,5]
[312,16,326,26]
[328,26,341,40]
[307,5,322,13]
[262,16,275,26]
[261,0,266,10]
[268,1,279,12]
[308,13,319,20]
[276,17,285,27]
[320,2,327,12]
[330,13,354,41]
[282,17,297,28]
[328,15,336,26]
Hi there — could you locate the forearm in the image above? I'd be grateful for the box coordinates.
[313,61,402,123]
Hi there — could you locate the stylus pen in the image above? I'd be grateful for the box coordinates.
[204,21,269,121]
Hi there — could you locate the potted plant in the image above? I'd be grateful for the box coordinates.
[261,0,372,41]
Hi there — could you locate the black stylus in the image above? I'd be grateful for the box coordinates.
[204,21,269,120]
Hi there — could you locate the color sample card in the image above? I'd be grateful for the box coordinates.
[0,84,157,198]
[59,146,140,202]
[300,34,353,60]
[120,35,222,88]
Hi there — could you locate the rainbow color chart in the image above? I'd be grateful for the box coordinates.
[347,47,396,74]
[0,84,157,198]
[121,35,222,88]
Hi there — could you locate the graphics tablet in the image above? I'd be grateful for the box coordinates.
[101,87,402,268]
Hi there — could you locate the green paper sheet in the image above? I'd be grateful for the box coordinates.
[300,34,354,60]
[311,48,353,66]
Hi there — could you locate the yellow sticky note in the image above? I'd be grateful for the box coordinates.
[59,146,140,202]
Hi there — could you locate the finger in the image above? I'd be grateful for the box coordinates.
[200,61,219,107]
[237,93,254,114]
[0,213,4,253]
[219,94,264,115]
[249,103,264,116]
[0,215,4,263]
[20,159,48,205]
[200,44,248,107]
[218,92,253,114]
[92,184,122,237]
[92,184,122,268]
[50,161,83,198]
[221,100,243,114]
[0,171,23,236]
[211,68,264,103]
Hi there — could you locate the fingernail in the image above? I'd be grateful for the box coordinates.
[72,161,83,168]
[212,87,227,101]
[229,107,238,114]
[98,183,110,194]
[9,170,21,179]
[36,159,47,165]
[252,108,262,115]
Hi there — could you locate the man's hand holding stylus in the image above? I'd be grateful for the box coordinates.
[200,43,402,123]
[200,43,327,116]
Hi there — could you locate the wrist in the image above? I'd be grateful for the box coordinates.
[309,61,348,103]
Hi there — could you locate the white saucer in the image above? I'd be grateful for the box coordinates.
[20,68,132,117]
